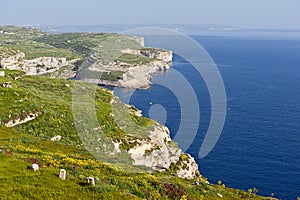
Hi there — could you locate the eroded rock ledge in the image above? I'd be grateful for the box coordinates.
[127,124,199,179]
[4,112,40,127]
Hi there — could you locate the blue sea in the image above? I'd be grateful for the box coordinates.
[114,35,300,199]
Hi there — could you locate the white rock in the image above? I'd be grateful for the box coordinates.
[51,135,62,142]
[0,51,68,75]
[127,124,200,179]
[4,112,39,127]
[176,154,199,180]
[87,177,95,185]
[32,163,39,171]
[59,169,66,180]
[128,125,181,170]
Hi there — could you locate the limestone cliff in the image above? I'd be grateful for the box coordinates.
[121,48,172,62]
[0,52,68,75]
[108,96,199,180]
[79,47,173,89]
[127,124,199,179]
[0,52,25,70]
[119,60,171,88]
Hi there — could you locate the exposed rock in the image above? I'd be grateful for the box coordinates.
[175,153,199,180]
[0,51,68,75]
[4,112,39,127]
[78,39,173,89]
[32,163,39,171]
[59,169,66,180]
[87,177,95,186]
[24,57,68,75]
[127,124,199,179]
[110,141,121,155]
[121,48,172,62]
[0,52,25,70]
[0,71,4,76]
[2,82,11,88]
[50,135,62,142]
[128,125,180,170]
[118,60,171,89]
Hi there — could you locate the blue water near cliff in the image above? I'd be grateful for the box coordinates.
[114,36,300,199]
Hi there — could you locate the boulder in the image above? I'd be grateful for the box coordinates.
[51,135,62,142]
[32,163,39,171]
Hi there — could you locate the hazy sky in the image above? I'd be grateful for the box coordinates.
[1,0,300,29]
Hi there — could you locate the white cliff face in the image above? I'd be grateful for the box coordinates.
[84,57,172,89]
[24,57,68,75]
[128,125,181,170]
[127,124,200,180]
[0,52,68,75]
[121,48,172,63]
[118,60,171,89]
[0,52,25,70]
[140,50,172,62]
[176,154,200,180]
[118,64,158,89]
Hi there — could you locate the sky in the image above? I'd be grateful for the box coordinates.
[1,0,300,29]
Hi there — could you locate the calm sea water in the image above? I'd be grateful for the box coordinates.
[115,36,300,199]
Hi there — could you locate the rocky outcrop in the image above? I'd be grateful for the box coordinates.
[106,96,199,180]
[175,154,199,180]
[140,49,172,62]
[0,52,25,70]
[127,124,199,179]
[119,60,171,89]
[4,112,40,127]
[24,57,68,75]
[128,125,181,170]
[0,52,68,75]
[81,47,173,89]
[121,48,172,62]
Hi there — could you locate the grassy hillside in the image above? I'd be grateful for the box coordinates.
[0,69,275,199]
[0,26,76,60]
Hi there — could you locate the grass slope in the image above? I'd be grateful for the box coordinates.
[0,70,275,200]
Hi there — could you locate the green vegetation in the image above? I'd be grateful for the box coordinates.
[33,32,110,56]
[0,26,76,60]
[0,126,273,200]
[139,47,168,53]
[100,71,124,81]
[115,53,154,65]
[0,27,275,199]
[179,154,190,163]
[0,46,18,57]
[0,26,161,82]
[0,69,276,199]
